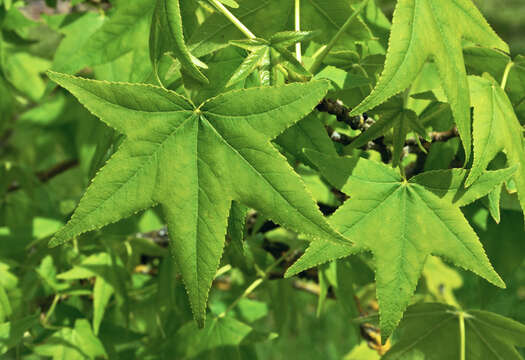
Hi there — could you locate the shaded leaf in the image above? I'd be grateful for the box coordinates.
[466,74,525,220]
[383,303,525,360]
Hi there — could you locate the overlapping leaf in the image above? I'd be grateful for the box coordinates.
[150,0,208,84]
[227,31,316,87]
[382,303,525,359]
[466,74,525,219]
[47,71,349,326]
[188,0,371,59]
[349,0,509,162]
[34,319,107,360]
[286,150,510,340]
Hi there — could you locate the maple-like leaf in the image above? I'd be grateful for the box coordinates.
[227,31,316,87]
[466,74,525,219]
[349,0,509,162]
[47,71,349,326]
[382,303,525,359]
[286,150,508,340]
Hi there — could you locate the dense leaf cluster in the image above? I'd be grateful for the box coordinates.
[0,0,524,358]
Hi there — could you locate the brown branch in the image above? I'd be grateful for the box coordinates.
[7,159,79,192]
[317,98,459,166]
[317,98,365,131]
[405,127,459,152]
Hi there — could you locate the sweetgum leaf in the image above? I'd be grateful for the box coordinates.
[383,303,525,360]
[150,0,208,84]
[349,0,509,162]
[286,150,505,340]
[466,74,525,220]
[47,71,349,326]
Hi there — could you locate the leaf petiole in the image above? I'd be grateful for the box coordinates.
[500,60,514,90]
[458,311,466,360]
[295,0,302,61]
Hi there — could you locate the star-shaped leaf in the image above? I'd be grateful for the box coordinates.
[466,74,525,219]
[349,0,509,162]
[286,150,507,340]
[47,71,349,326]
[382,303,525,360]
[227,31,316,87]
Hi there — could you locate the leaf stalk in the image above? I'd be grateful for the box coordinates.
[295,0,302,61]
[458,311,466,360]
[501,60,514,90]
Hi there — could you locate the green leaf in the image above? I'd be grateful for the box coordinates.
[287,152,504,340]
[269,30,319,47]
[412,166,517,207]
[80,0,155,66]
[349,0,509,163]
[314,66,371,90]
[0,315,39,355]
[466,74,525,220]
[57,252,116,334]
[47,71,349,326]
[150,0,208,84]
[349,97,427,166]
[422,256,463,307]
[48,12,105,75]
[217,0,239,8]
[299,0,372,49]
[188,0,292,58]
[92,255,114,336]
[275,113,338,166]
[383,303,525,360]
[227,34,311,87]
[34,319,107,360]
[0,285,10,322]
[226,45,267,87]
[173,316,277,358]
